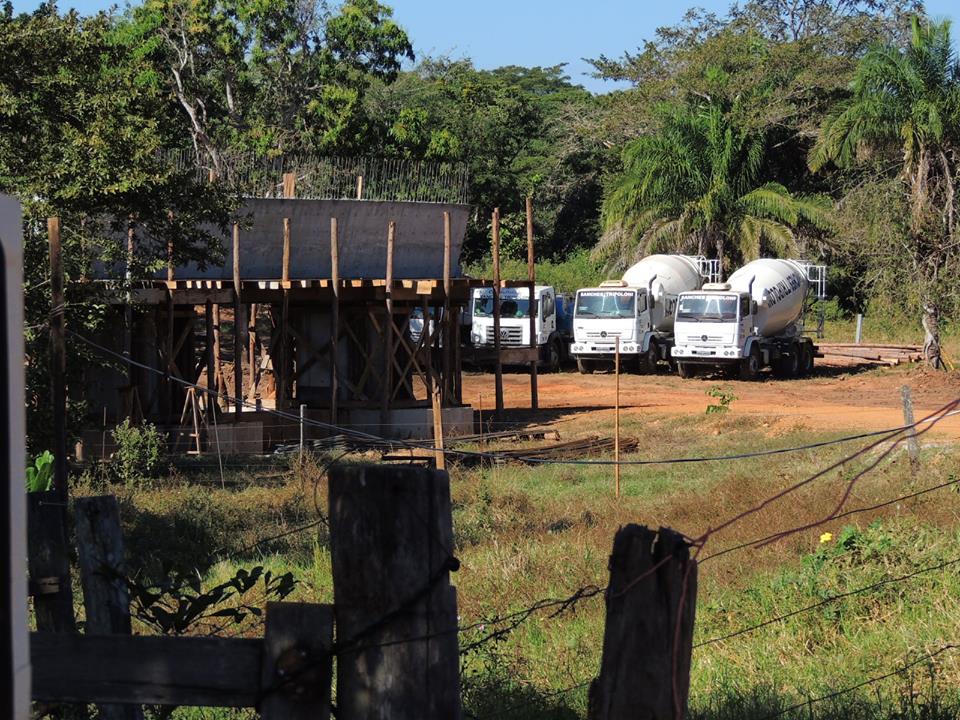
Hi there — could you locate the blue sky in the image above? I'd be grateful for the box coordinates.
[9,0,959,93]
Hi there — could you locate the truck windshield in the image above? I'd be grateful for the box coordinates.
[676,295,738,322]
[474,297,531,318]
[575,291,636,319]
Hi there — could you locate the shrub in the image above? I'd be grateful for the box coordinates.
[111,419,167,486]
[25,450,54,492]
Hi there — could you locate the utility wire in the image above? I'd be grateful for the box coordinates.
[68,328,960,469]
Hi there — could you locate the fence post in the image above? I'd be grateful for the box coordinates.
[259,602,334,720]
[589,525,697,720]
[74,495,143,720]
[329,464,461,720]
[855,313,864,344]
[901,385,921,471]
[27,491,76,633]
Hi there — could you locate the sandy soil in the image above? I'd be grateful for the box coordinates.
[461,357,960,440]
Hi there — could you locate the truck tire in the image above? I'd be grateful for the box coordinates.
[739,347,762,381]
[545,339,562,373]
[774,344,800,379]
[639,340,659,375]
[676,361,696,379]
[799,342,815,376]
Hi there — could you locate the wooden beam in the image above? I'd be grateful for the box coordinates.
[30,633,263,707]
[492,208,504,416]
[233,222,244,416]
[381,221,396,432]
[330,217,340,426]
[47,217,68,501]
[526,196,539,411]
[442,211,452,407]
[259,603,334,720]
[27,492,75,633]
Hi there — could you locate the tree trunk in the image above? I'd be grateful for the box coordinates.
[922,301,942,369]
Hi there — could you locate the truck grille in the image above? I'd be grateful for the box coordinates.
[686,334,724,342]
[486,326,524,346]
[586,330,623,339]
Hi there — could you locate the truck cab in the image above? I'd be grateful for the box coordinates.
[570,283,653,372]
[469,285,571,371]
[671,288,754,370]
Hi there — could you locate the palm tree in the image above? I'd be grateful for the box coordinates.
[598,98,830,275]
[810,16,960,368]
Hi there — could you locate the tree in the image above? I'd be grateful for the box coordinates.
[599,91,831,273]
[124,0,414,169]
[810,16,960,367]
[0,4,231,450]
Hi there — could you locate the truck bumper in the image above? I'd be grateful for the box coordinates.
[671,345,742,362]
[570,342,640,357]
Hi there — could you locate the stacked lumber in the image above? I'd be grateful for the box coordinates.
[818,343,923,367]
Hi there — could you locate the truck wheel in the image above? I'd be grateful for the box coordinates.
[639,341,659,375]
[739,347,762,381]
[542,340,561,373]
[799,343,815,376]
[677,362,696,379]
[576,358,592,374]
[774,344,800,379]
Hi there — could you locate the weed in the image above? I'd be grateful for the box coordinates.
[111,419,167,486]
[25,449,54,492]
[706,385,737,414]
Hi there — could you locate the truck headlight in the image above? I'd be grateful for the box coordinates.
[472,332,482,344]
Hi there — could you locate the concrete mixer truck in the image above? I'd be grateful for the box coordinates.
[569,255,719,373]
[671,258,827,379]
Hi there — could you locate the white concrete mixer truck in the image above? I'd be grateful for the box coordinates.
[671,258,827,379]
[570,255,719,373]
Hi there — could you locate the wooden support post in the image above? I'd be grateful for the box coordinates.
[901,385,921,471]
[356,175,364,200]
[381,221,396,432]
[330,217,340,426]
[248,303,259,400]
[431,380,446,471]
[205,299,216,416]
[124,222,135,398]
[282,172,296,199]
[74,495,143,720]
[329,465,461,720]
[589,525,697,720]
[278,173,295,412]
[48,217,68,502]
[27,492,75,633]
[422,296,434,401]
[442,212,453,406]
[259,602,334,720]
[526,196,539,411]
[614,338,621,499]
[233,222,244,416]
[492,208,504,417]
[213,303,224,409]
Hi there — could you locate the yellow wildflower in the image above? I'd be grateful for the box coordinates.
[819,532,833,544]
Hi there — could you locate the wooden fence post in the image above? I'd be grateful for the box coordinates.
[526,196,539,411]
[589,525,697,720]
[491,208,504,418]
[329,464,461,720]
[74,495,143,720]
[27,492,76,633]
[48,217,69,503]
[259,602,334,720]
[901,385,921,471]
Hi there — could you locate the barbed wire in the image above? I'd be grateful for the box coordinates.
[695,556,960,649]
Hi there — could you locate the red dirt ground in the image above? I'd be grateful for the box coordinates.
[461,358,960,441]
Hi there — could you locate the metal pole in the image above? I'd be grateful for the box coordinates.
[615,337,621,499]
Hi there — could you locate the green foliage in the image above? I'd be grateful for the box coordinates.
[811,16,960,364]
[111,419,168,486]
[25,450,54,493]
[599,91,832,273]
[705,386,737,414]
[464,249,603,293]
[128,565,296,635]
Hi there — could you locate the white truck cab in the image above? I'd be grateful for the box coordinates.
[469,285,572,371]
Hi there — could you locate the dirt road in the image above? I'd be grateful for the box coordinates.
[461,360,960,440]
